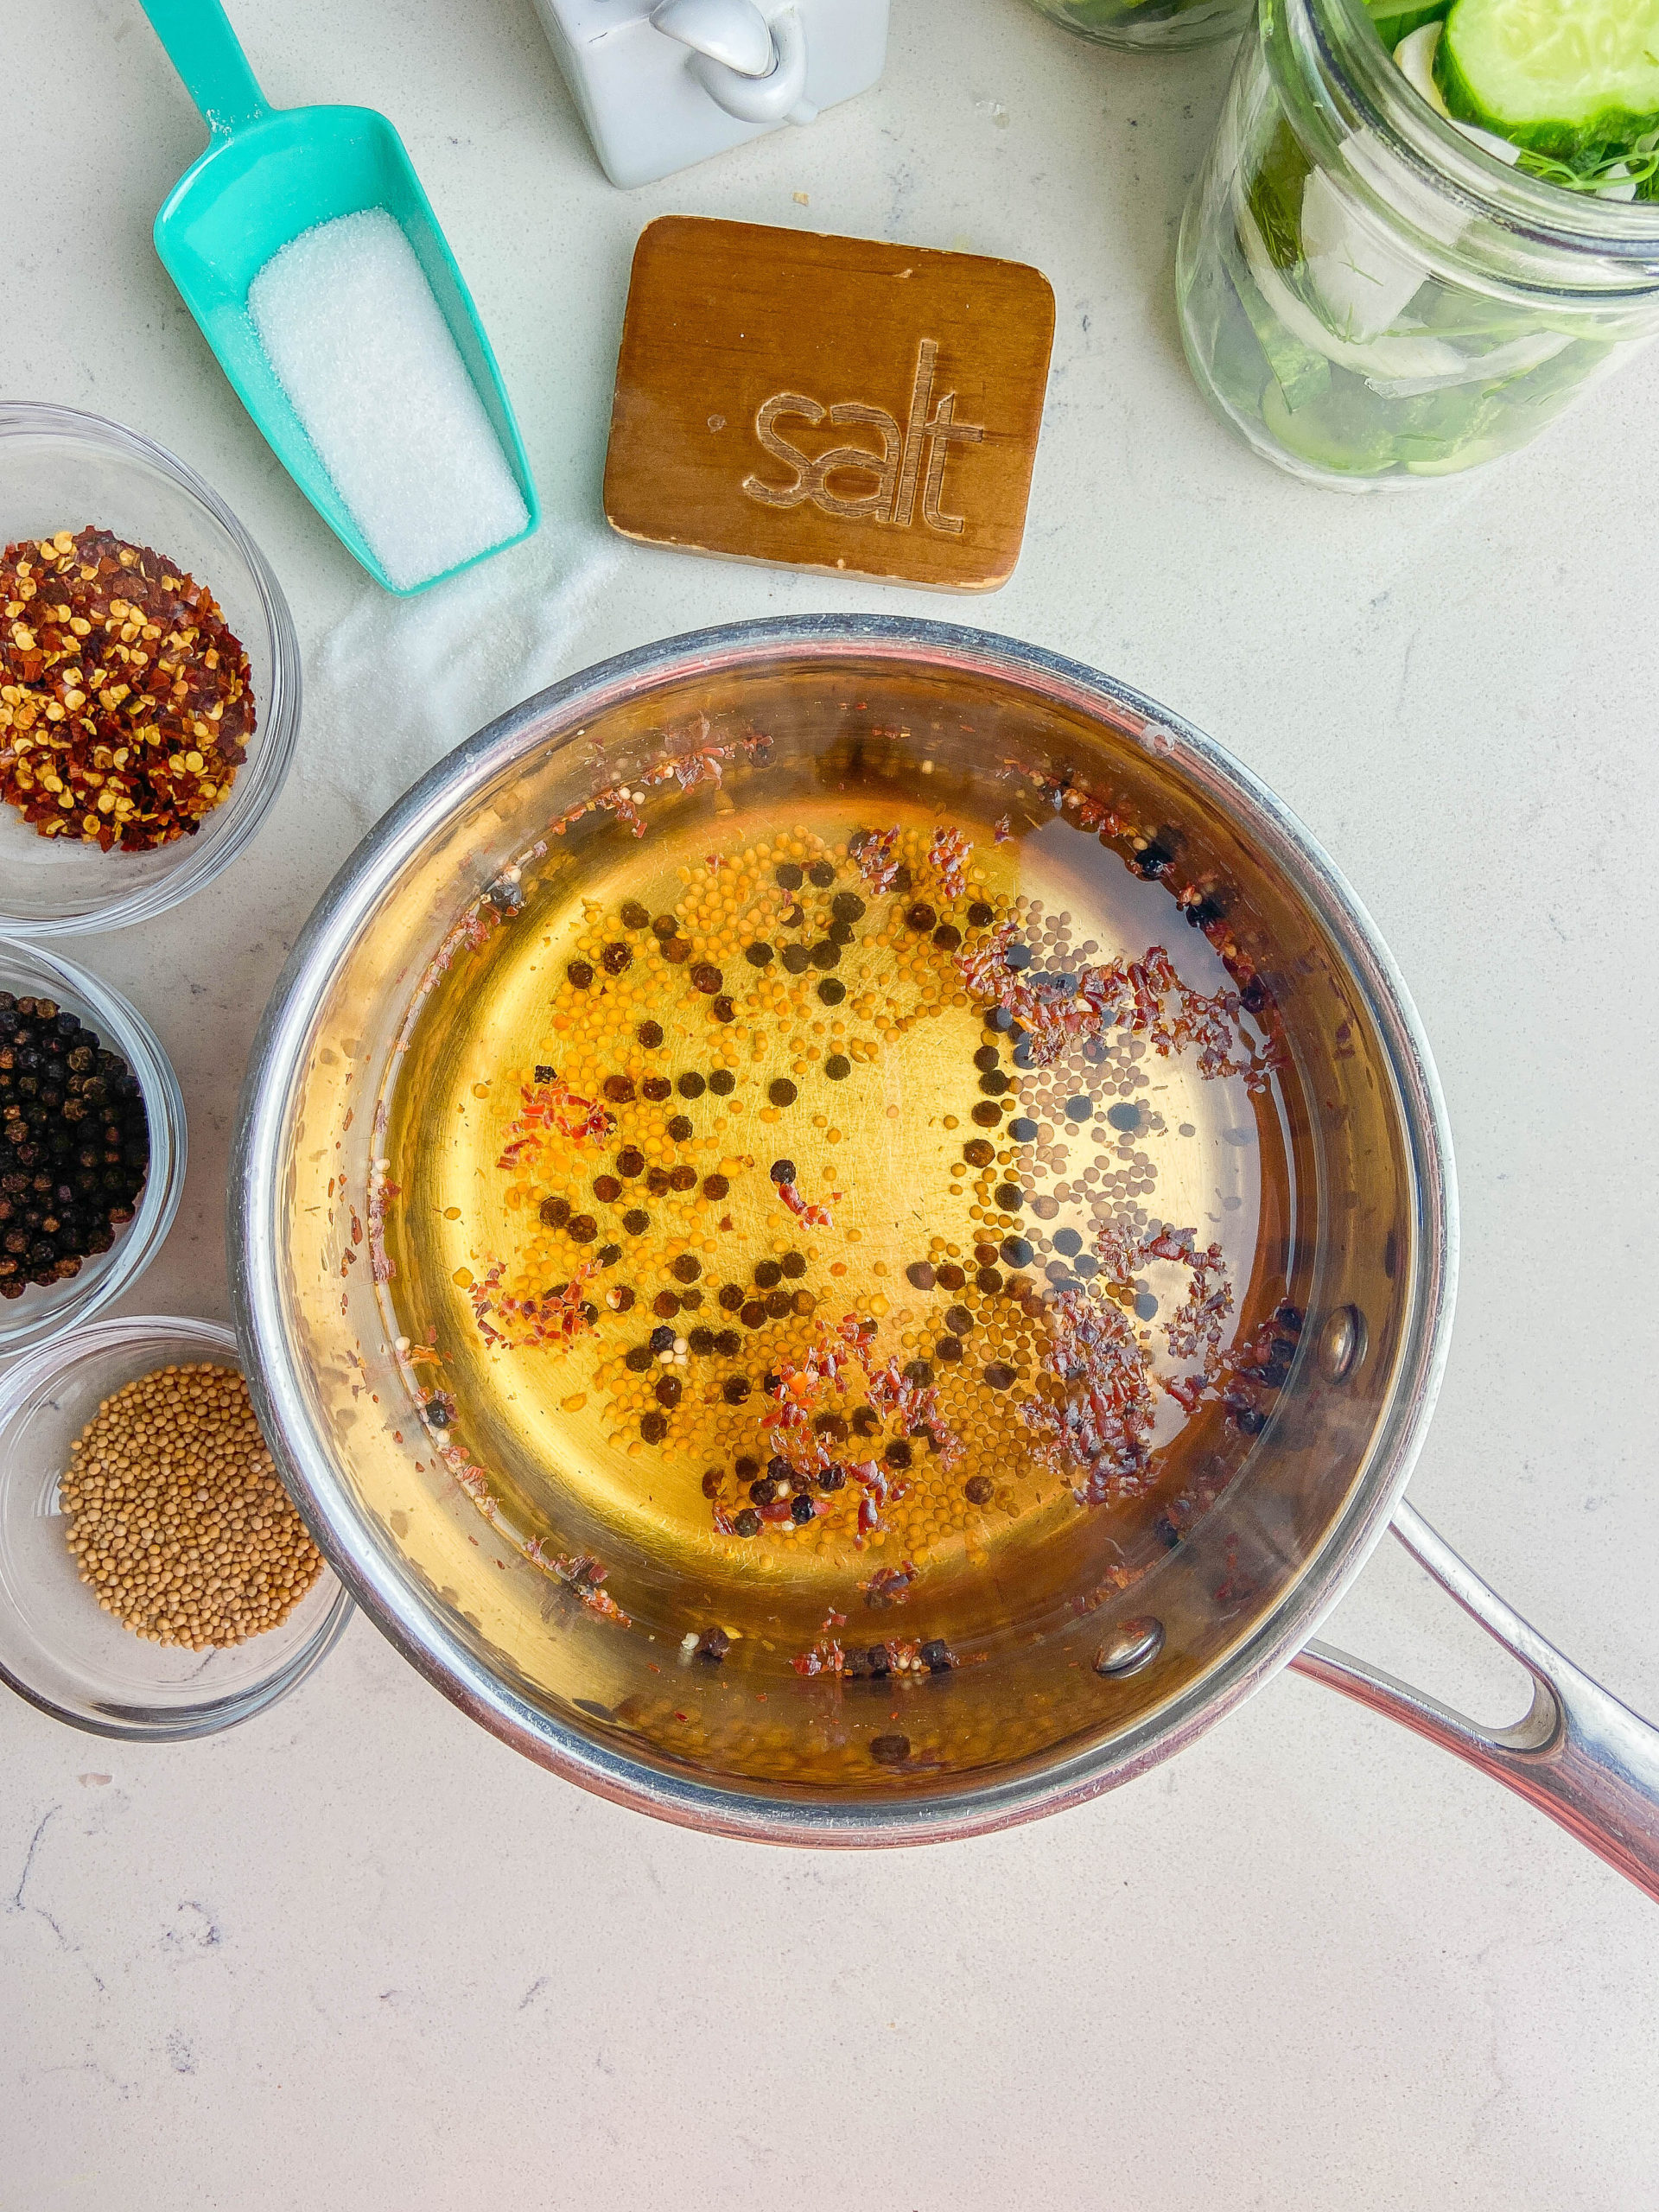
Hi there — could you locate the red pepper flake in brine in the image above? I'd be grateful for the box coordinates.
[927,826,970,900]
[495,1072,613,1167]
[848,824,901,892]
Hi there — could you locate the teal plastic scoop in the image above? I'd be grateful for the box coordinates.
[140,0,539,594]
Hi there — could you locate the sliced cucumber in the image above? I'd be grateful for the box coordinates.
[1436,0,1659,160]
[1244,120,1313,270]
[1396,21,1525,162]
[1364,0,1453,46]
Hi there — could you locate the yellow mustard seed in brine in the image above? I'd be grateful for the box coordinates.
[382,749,1291,1643]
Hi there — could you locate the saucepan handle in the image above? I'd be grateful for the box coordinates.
[1290,1500,1659,1904]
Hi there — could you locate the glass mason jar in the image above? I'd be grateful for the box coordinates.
[1175,0,1659,486]
[1020,0,1251,54]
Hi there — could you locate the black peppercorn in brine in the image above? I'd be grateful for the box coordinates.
[376,753,1303,1675]
[0,990,149,1300]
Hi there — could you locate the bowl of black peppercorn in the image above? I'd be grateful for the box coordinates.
[0,938,186,1357]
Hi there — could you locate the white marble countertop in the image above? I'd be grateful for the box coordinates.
[5,0,1659,2202]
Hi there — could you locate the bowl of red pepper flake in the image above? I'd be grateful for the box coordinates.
[0,404,300,938]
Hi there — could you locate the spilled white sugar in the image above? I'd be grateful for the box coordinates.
[248,209,528,591]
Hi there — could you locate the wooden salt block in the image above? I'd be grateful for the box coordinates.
[604,215,1055,593]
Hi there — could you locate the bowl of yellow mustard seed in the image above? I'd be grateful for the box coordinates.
[0,403,301,937]
[0,1315,351,1738]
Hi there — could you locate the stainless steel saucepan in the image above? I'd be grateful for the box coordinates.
[231,618,1659,1893]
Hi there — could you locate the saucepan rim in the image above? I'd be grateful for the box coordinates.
[230,615,1458,1845]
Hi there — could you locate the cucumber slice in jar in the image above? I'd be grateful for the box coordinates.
[1364,0,1452,45]
[1396,21,1526,160]
[1435,0,1659,159]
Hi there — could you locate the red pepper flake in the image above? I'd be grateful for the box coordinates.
[927,826,970,900]
[540,730,772,849]
[957,924,1275,1086]
[524,1541,631,1626]
[776,1177,837,1229]
[848,824,901,892]
[496,1072,613,1167]
[0,525,254,852]
[1019,1286,1160,1503]
[861,1560,919,1608]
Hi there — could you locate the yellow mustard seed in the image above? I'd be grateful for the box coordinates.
[60,1363,322,1651]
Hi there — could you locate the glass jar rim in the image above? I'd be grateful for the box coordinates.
[1282,0,1659,270]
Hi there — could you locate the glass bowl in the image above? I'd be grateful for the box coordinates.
[0,1316,353,1738]
[0,938,188,1359]
[0,402,302,936]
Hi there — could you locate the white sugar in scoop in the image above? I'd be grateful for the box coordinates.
[249,210,529,591]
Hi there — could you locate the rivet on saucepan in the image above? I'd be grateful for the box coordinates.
[1318,1305,1367,1385]
[1094,1616,1164,1677]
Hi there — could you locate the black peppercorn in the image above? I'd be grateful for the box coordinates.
[0,993,150,1303]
